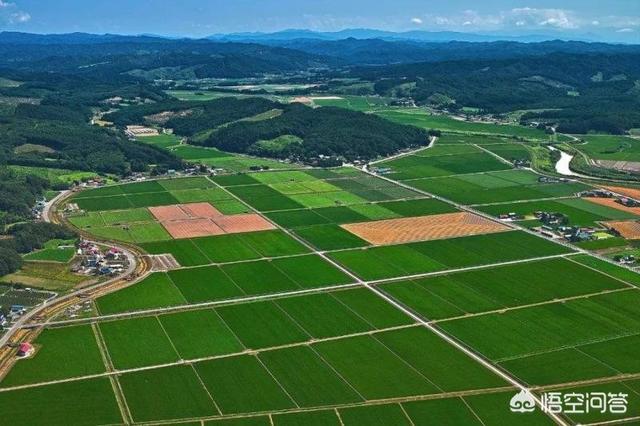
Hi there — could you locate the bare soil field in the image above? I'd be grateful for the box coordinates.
[180,202,222,218]
[341,212,509,245]
[585,197,640,215]
[152,203,275,238]
[149,205,191,222]
[603,220,640,239]
[162,218,225,239]
[214,214,275,234]
[603,185,640,200]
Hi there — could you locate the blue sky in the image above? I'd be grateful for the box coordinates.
[0,0,638,40]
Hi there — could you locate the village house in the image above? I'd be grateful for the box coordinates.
[17,342,34,358]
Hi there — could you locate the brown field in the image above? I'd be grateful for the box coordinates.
[162,218,225,239]
[180,202,221,218]
[341,212,509,245]
[149,202,221,222]
[214,214,275,234]
[585,197,640,215]
[149,205,190,222]
[603,220,640,239]
[602,186,640,201]
[151,202,275,238]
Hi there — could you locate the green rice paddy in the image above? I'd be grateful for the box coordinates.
[11,136,640,424]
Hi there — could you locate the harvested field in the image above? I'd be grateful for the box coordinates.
[341,212,509,245]
[603,185,640,200]
[214,214,276,234]
[149,202,221,222]
[603,220,640,239]
[585,196,640,215]
[151,202,275,239]
[162,218,225,239]
[148,205,190,222]
[180,202,221,218]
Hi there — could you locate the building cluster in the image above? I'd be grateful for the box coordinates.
[0,305,26,331]
[125,125,159,138]
[77,177,106,188]
[72,242,128,276]
[513,158,531,168]
[529,211,595,242]
[31,197,46,220]
[498,209,599,243]
[369,166,392,175]
[614,254,636,265]
[538,176,567,184]
[579,189,640,208]
[579,189,613,198]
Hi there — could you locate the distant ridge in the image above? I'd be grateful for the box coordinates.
[208,28,595,44]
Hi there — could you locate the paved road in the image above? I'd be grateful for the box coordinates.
[216,174,573,425]
[368,135,437,166]
[0,189,139,348]
[27,252,574,328]
[6,155,637,425]
[361,162,640,272]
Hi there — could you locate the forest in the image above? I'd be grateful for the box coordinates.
[200,103,434,163]
[347,53,640,134]
[0,33,333,79]
[106,97,279,136]
[0,169,77,276]
[0,72,183,175]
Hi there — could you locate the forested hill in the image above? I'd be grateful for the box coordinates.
[198,103,433,164]
[346,53,640,134]
[265,38,640,65]
[0,33,335,79]
[0,70,183,175]
[105,97,279,137]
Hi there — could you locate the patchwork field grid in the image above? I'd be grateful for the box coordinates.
[17,147,640,425]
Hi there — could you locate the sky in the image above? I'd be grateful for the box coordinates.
[0,0,638,42]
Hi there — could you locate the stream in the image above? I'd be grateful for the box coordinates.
[547,146,579,176]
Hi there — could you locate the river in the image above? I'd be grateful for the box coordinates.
[547,146,579,177]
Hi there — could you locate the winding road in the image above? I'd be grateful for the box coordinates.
[0,190,143,349]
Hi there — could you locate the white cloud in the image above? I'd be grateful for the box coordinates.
[409,8,640,36]
[10,11,29,23]
[410,17,423,25]
[508,8,579,29]
[417,7,583,31]
[0,0,29,24]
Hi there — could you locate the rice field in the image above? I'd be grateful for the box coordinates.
[376,109,551,140]
[9,137,640,425]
